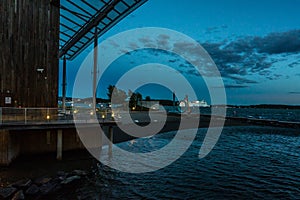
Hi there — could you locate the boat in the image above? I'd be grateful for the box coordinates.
[189,100,210,108]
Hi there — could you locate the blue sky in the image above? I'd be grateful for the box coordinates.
[60,0,300,105]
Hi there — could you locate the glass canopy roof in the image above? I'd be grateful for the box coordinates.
[59,0,147,60]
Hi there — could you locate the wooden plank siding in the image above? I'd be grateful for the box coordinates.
[0,0,60,107]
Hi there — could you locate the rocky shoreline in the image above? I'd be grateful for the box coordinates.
[0,169,93,200]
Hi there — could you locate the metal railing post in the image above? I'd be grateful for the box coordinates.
[47,108,50,122]
[24,108,27,124]
[0,107,2,125]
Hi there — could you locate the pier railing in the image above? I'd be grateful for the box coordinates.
[0,107,114,125]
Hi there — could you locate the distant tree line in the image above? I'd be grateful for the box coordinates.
[228,104,300,109]
[106,85,147,109]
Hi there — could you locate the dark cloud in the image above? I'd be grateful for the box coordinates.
[289,92,300,94]
[224,75,258,84]
[186,69,201,77]
[157,34,170,40]
[138,37,156,48]
[266,74,282,80]
[213,85,249,89]
[288,61,300,68]
[201,29,300,82]
[169,59,177,63]
[205,25,228,34]
[125,29,299,85]
[253,30,300,54]
[205,26,221,34]
[225,85,249,89]
[206,27,219,32]
[157,34,171,49]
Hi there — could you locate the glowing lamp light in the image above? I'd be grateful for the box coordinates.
[46,115,50,120]
[132,107,136,110]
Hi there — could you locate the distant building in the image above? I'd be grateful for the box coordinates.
[139,101,160,110]
[189,100,210,108]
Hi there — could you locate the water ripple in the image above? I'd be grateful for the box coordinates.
[61,126,300,199]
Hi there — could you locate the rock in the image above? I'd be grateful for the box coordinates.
[57,171,66,177]
[25,184,39,196]
[0,187,17,199]
[11,179,32,189]
[39,181,58,195]
[61,175,81,185]
[72,170,87,176]
[58,176,66,182]
[11,190,25,200]
[34,177,52,186]
[57,171,67,181]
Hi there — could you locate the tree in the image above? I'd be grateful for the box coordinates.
[129,92,142,109]
[145,96,151,101]
[107,85,115,101]
[107,85,127,104]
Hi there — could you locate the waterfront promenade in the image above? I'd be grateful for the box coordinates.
[0,109,299,166]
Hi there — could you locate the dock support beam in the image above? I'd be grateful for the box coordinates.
[57,129,63,160]
[108,126,113,156]
[46,131,51,145]
[0,130,20,166]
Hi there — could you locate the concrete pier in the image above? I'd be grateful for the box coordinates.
[0,130,20,166]
[57,130,63,160]
[108,126,113,157]
[0,112,299,166]
[0,126,86,166]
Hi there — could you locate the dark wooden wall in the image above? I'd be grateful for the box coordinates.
[0,0,60,107]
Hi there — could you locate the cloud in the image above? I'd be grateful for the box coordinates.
[169,59,178,63]
[224,75,258,84]
[288,61,300,68]
[205,25,228,34]
[157,34,171,49]
[266,74,282,80]
[122,29,299,86]
[138,37,156,48]
[225,85,249,89]
[289,92,300,94]
[252,30,300,54]
[109,40,120,48]
[201,29,300,82]
[213,85,249,89]
[205,26,221,34]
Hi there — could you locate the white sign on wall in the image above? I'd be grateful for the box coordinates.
[5,97,12,104]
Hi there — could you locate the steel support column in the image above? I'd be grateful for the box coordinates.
[93,27,98,111]
[62,56,67,112]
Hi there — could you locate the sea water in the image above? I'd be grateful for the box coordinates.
[64,126,300,199]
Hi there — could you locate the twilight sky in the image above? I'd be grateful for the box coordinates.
[59,0,300,105]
